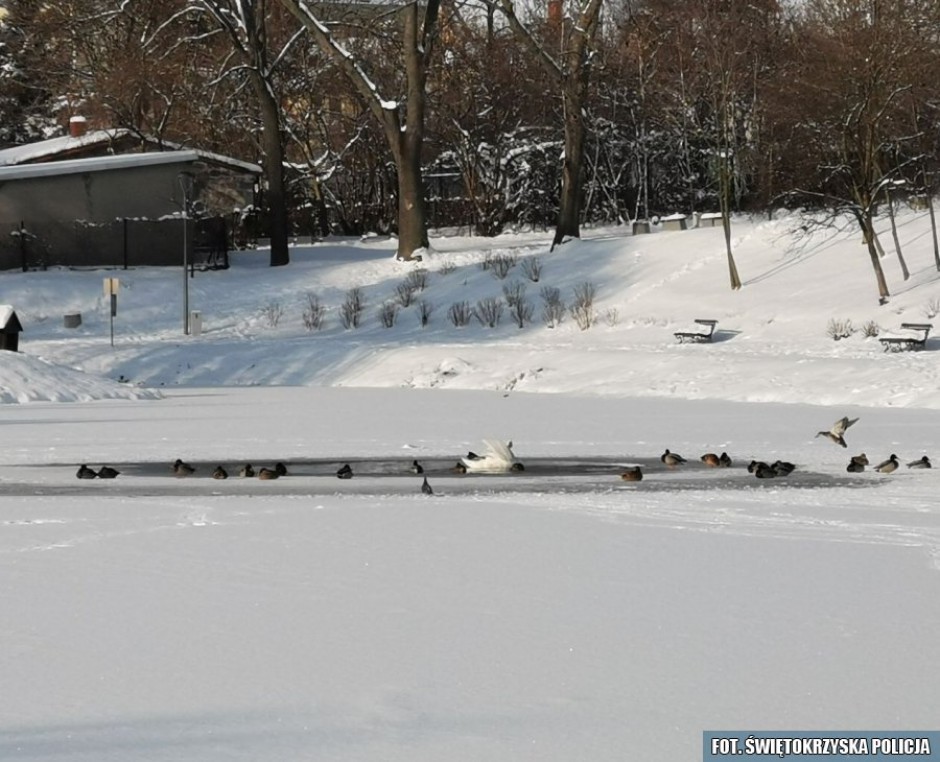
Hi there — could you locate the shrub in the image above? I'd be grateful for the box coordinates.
[540,286,566,328]
[826,318,855,340]
[378,301,399,328]
[924,297,940,319]
[448,300,473,327]
[604,308,620,327]
[570,281,597,330]
[474,297,504,327]
[502,281,526,308]
[521,257,542,282]
[302,293,326,331]
[488,252,517,279]
[405,269,429,292]
[861,320,880,338]
[262,300,284,328]
[509,297,534,328]
[340,287,365,329]
[396,281,417,308]
[438,258,457,275]
[417,300,434,328]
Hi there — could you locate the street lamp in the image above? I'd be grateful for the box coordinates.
[178,171,195,335]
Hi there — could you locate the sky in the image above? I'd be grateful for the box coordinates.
[2,211,940,760]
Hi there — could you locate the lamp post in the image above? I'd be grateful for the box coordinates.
[178,171,195,335]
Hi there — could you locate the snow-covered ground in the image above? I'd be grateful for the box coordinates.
[2,212,940,760]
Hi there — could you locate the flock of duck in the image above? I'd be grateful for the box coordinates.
[619,416,931,483]
[73,421,931,491]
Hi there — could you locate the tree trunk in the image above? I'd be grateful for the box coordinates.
[883,186,909,280]
[927,193,940,271]
[552,89,584,250]
[254,74,290,267]
[394,126,430,260]
[860,213,891,301]
[719,153,741,290]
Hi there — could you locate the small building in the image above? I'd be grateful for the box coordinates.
[0,120,260,271]
[0,304,23,351]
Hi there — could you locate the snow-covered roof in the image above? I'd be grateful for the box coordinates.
[0,304,20,330]
[0,150,261,183]
[0,128,143,166]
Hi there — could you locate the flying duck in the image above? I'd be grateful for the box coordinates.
[421,477,433,495]
[460,440,524,473]
[76,464,98,479]
[173,459,196,476]
[700,453,721,467]
[410,459,424,475]
[846,453,869,473]
[97,465,120,479]
[258,467,279,480]
[907,456,931,469]
[815,416,859,448]
[875,454,899,474]
[238,463,255,478]
[620,466,643,482]
[212,465,229,480]
[336,463,353,479]
[661,449,687,468]
[275,462,288,476]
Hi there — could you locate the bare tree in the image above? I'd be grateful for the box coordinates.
[181,0,295,267]
[495,0,604,250]
[277,0,442,261]
[781,0,938,302]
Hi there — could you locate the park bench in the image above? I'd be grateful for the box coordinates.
[674,319,718,344]
[879,322,932,352]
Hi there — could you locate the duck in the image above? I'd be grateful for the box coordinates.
[410,459,424,475]
[700,453,720,467]
[752,462,777,479]
[747,460,770,474]
[846,453,869,473]
[336,463,353,479]
[661,449,687,468]
[620,466,643,482]
[460,439,523,473]
[719,452,733,468]
[875,454,899,474]
[421,477,433,495]
[258,467,279,480]
[238,463,255,478]
[212,466,229,480]
[452,461,468,474]
[907,455,931,469]
[815,416,859,448]
[772,460,795,476]
[275,462,288,476]
[76,464,98,479]
[173,458,196,476]
[97,465,120,479]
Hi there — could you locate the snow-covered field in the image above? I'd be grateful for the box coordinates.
[2,212,940,760]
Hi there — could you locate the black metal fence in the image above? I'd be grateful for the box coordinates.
[0,217,229,272]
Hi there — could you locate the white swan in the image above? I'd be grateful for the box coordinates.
[460,439,524,473]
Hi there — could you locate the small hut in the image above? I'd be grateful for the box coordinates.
[0,305,23,351]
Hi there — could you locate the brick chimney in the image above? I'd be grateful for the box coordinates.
[69,115,88,138]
